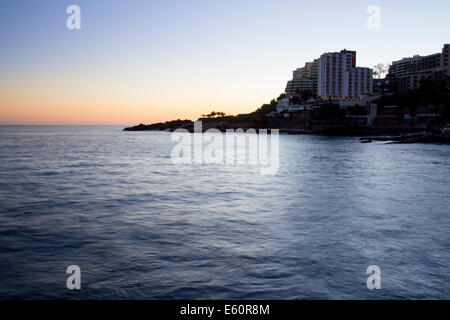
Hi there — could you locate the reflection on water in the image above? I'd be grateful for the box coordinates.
[0,126,449,299]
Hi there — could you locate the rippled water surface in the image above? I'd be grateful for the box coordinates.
[0,126,449,299]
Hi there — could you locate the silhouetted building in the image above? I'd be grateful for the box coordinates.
[388,44,450,91]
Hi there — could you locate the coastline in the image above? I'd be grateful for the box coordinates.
[123,120,450,143]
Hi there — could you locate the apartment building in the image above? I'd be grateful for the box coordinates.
[318,51,352,98]
[318,50,371,99]
[285,59,319,95]
[388,44,449,91]
[442,44,450,75]
[343,67,373,98]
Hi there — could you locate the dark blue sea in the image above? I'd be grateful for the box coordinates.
[0,125,449,299]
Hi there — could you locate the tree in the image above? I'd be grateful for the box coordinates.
[203,111,226,119]
[373,63,388,79]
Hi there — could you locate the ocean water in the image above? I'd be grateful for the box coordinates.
[0,125,449,300]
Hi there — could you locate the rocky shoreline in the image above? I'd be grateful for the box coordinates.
[123,119,450,144]
[123,118,258,133]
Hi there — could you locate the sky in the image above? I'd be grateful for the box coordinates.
[0,0,449,125]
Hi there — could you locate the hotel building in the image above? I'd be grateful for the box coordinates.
[285,59,319,95]
[343,67,373,98]
[317,49,372,99]
[388,44,449,91]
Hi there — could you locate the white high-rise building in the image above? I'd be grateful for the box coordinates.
[318,49,373,99]
[343,67,373,98]
[318,50,355,98]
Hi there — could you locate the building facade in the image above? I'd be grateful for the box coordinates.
[318,51,353,98]
[388,44,450,91]
[318,50,372,99]
[343,67,373,98]
[340,49,356,68]
[285,59,318,95]
[442,44,450,75]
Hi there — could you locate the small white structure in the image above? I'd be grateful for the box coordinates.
[277,98,290,113]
